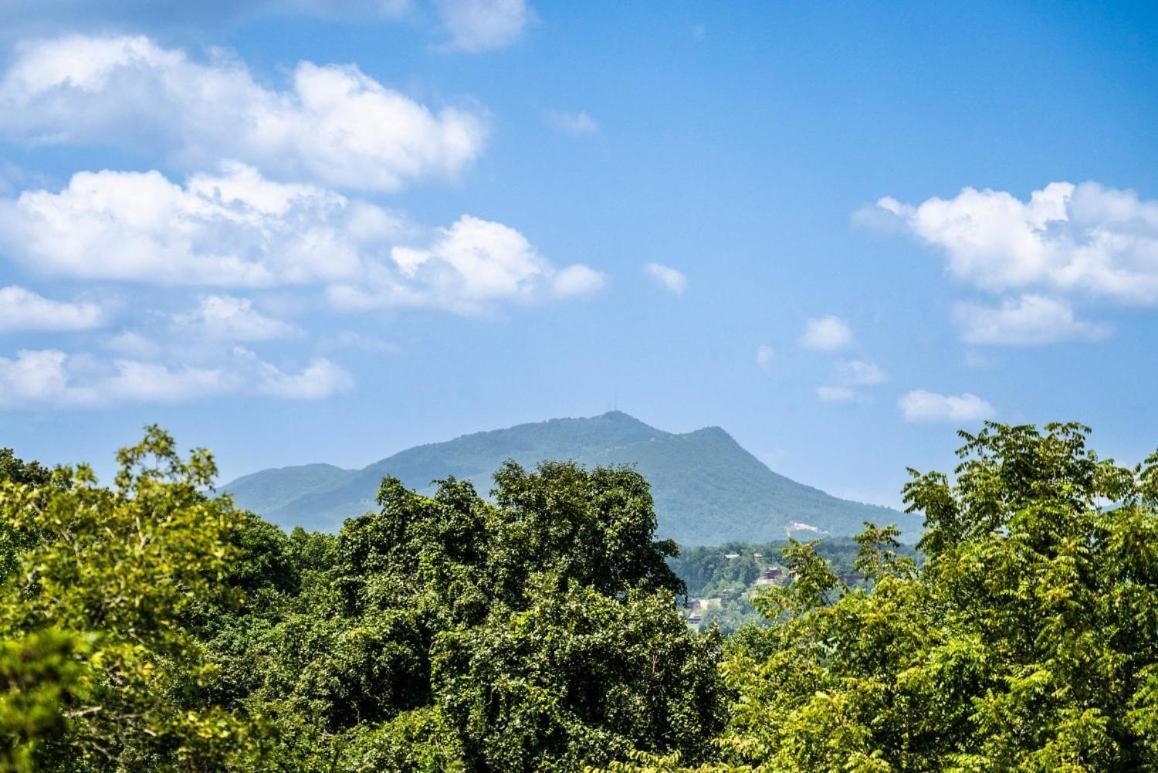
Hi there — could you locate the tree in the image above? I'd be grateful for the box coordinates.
[0,427,266,770]
[433,577,725,771]
[236,461,721,770]
[689,422,1158,771]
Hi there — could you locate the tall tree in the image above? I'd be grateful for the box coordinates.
[0,427,266,770]
[684,422,1158,771]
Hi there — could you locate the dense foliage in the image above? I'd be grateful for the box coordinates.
[669,538,918,632]
[0,432,724,771]
[1,420,1155,771]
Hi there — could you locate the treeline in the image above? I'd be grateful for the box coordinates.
[0,423,1156,770]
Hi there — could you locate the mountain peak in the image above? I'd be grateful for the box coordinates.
[226,412,910,543]
[594,409,649,425]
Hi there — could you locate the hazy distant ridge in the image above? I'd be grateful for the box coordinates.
[225,411,908,544]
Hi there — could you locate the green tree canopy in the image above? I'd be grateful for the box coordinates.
[0,427,266,770]
[684,422,1158,772]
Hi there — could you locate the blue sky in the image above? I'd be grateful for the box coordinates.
[0,0,1156,508]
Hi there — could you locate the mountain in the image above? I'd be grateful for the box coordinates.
[224,411,912,545]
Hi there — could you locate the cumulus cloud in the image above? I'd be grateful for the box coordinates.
[755,344,775,372]
[0,35,488,191]
[858,181,1158,304]
[547,110,598,136]
[0,163,399,286]
[800,315,852,350]
[898,390,995,423]
[643,262,687,296]
[176,295,296,341]
[0,286,105,332]
[0,350,87,406]
[329,214,604,313]
[0,347,351,407]
[0,166,603,314]
[434,0,532,52]
[953,294,1112,346]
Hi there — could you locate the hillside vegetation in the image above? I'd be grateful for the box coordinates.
[227,411,907,544]
[669,538,920,633]
[1,421,1155,770]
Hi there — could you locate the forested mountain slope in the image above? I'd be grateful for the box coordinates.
[225,411,908,544]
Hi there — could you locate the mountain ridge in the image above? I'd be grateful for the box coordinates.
[225,411,913,544]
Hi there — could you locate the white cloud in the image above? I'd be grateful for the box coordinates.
[0,35,488,191]
[551,264,605,297]
[330,214,604,313]
[0,164,401,286]
[816,359,885,402]
[98,360,234,403]
[755,344,775,372]
[176,295,296,341]
[0,167,602,314]
[898,390,995,423]
[0,286,104,332]
[248,351,354,399]
[859,181,1158,304]
[434,0,532,52]
[816,385,855,402]
[835,358,887,386]
[0,350,90,406]
[800,315,852,350]
[953,294,1112,346]
[0,346,351,407]
[547,110,598,136]
[644,262,687,296]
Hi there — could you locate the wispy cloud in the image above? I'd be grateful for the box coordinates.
[953,294,1111,346]
[816,359,886,403]
[643,263,687,296]
[755,344,775,372]
[816,385,855,402]
[547,110,598,136]
[0,347,351,407]
[898,390,995,423]
[835,359,887,386]
[0,286,105,332]
[434,0,533,52]
[175,296,297,341]
[800,315,852,351]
